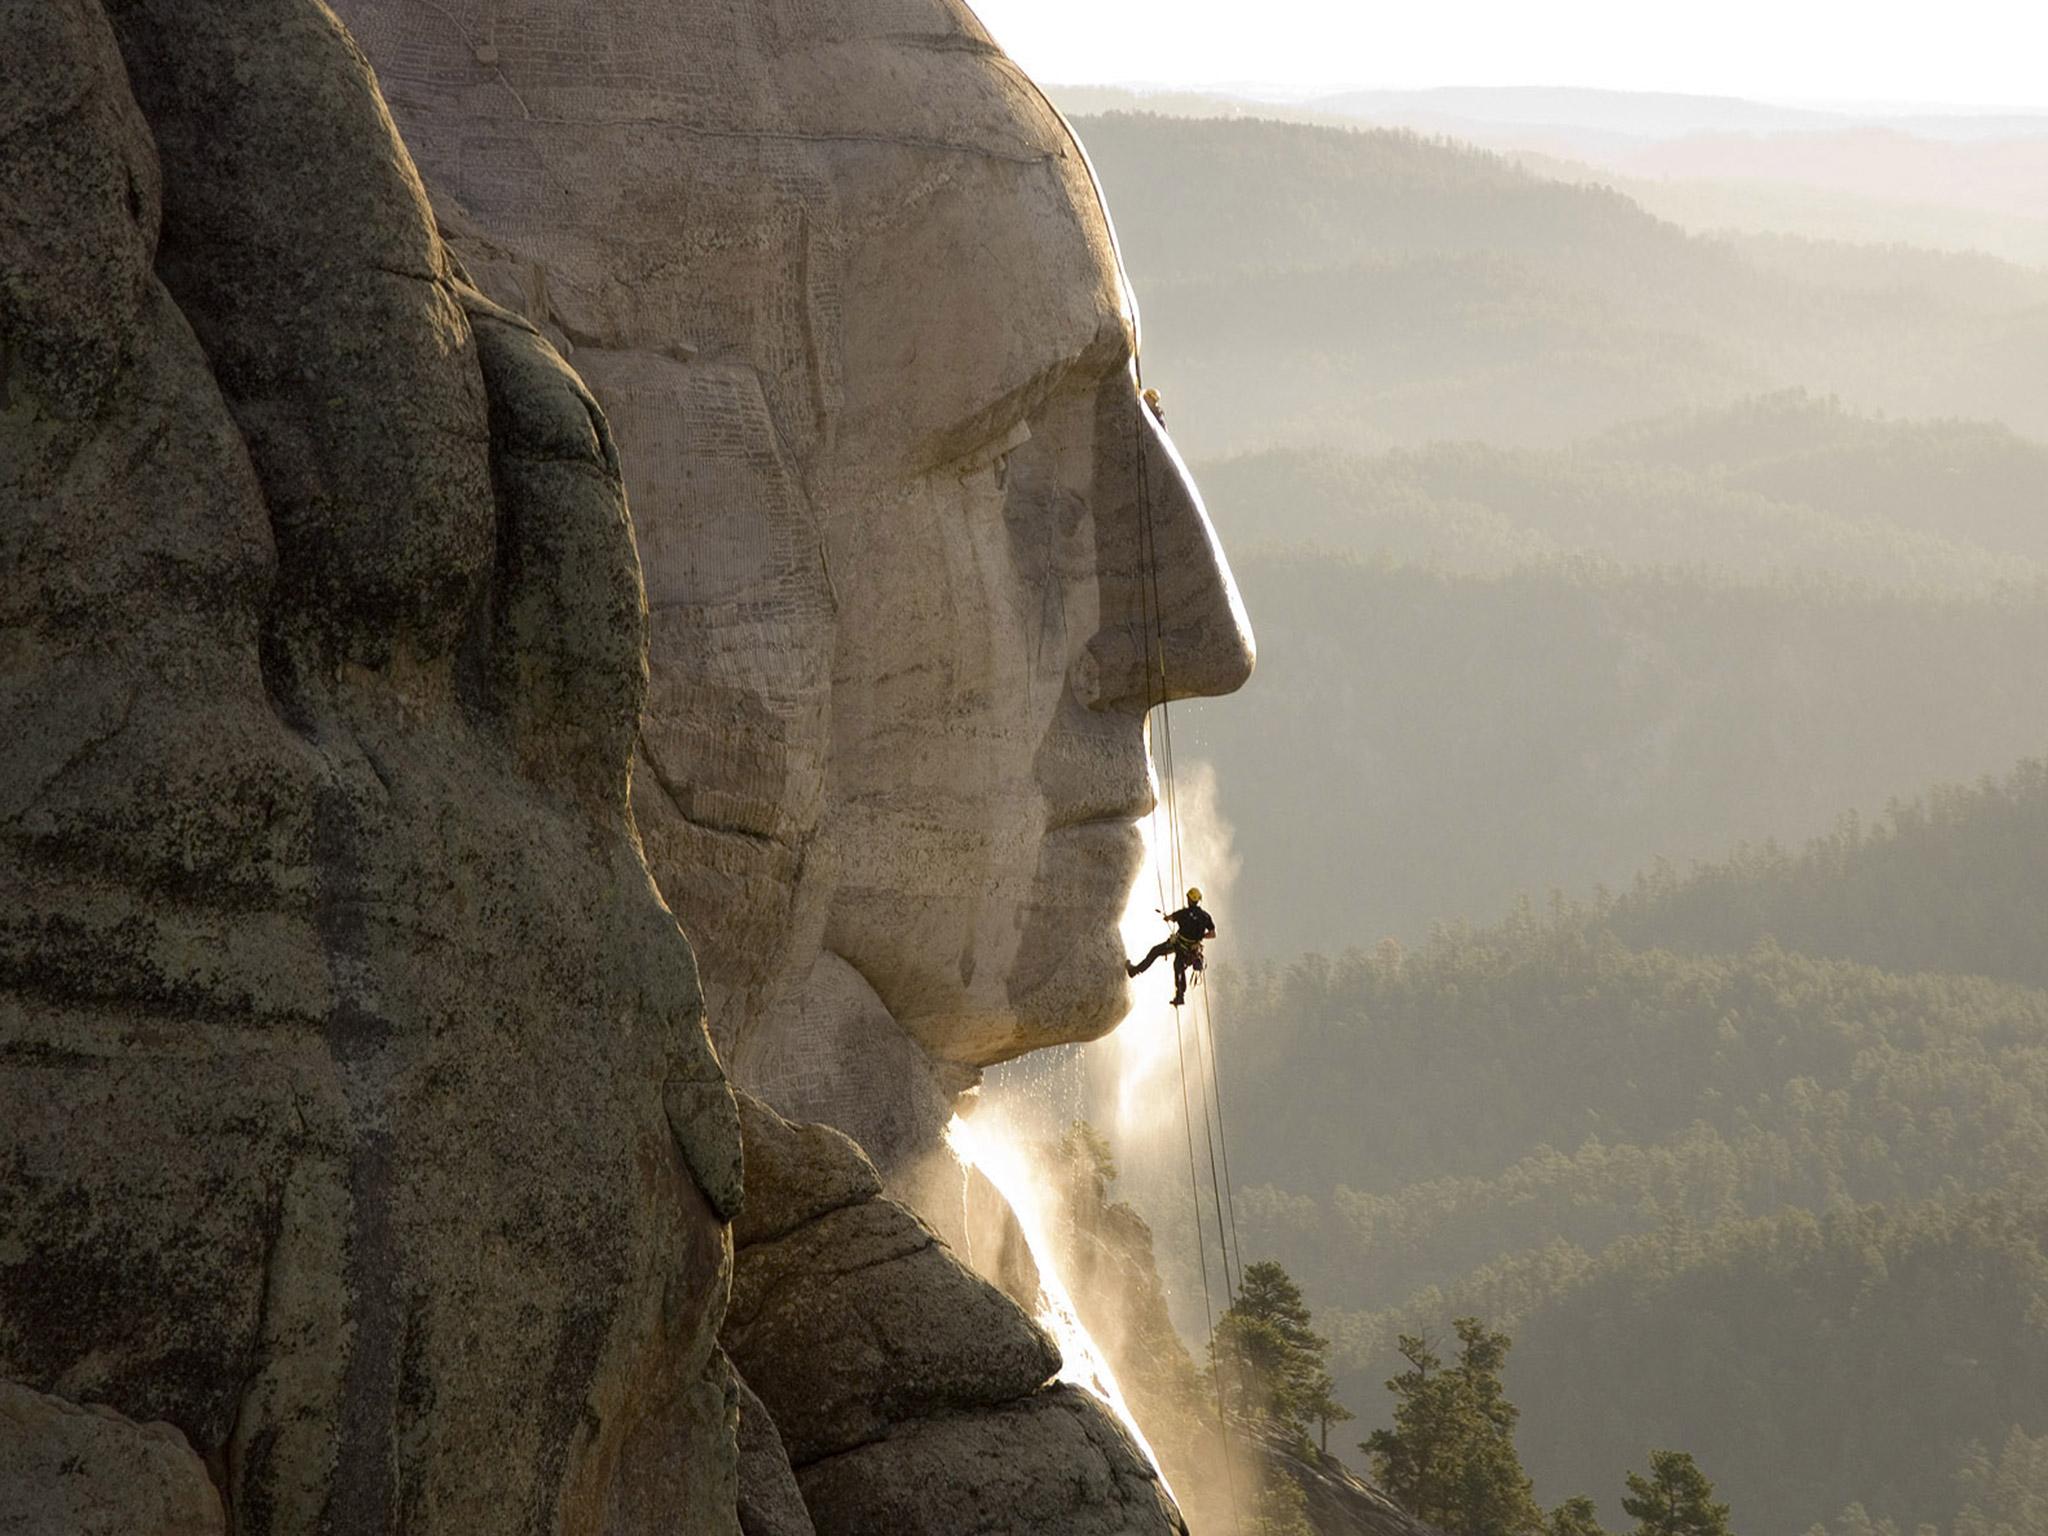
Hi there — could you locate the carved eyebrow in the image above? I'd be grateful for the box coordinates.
[919,302,1132,474]
[921,355,1072,474]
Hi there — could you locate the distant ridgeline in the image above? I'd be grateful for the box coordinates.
[1085,104,2048,963]
[1195,395,2048,590]
[1207,757,2048,1536]
[1076,112,2048,455]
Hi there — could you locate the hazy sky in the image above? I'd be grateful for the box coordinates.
[964,0,2048,112]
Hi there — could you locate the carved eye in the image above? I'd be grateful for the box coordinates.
[953,416,1033,481]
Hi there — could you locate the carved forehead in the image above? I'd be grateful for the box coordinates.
[337,0,1125,465]
[348,0,1063,161]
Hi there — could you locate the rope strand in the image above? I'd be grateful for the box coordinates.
[1132,355,1246,1532]
[1199,984,1246,1295]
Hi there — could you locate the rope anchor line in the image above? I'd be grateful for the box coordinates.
[1130,359,1248,1533]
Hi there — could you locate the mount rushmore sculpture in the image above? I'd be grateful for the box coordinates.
[0,0,1251,1530]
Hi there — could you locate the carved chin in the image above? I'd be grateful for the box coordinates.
[1004,938,1133,1050]
[915,950,1131,1077]
[996,817,1147,1057]
[839,817,1144,1069]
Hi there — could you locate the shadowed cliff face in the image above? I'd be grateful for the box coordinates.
[0,2,740,1530]
[327,0,1256,1164]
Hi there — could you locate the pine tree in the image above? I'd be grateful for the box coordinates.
[1211,1259,1345,1450]
[1551,1495,1612,1536]
[1214,1311,1304,1428]
[1623,1451,1732,1536]
[1364,1333,1461,1528]
[1244,1460,1315,1536]
[1365,1318,1545,1536]
[1304,1361,1355,1454]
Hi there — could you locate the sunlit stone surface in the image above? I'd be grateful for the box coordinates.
[330,0,1256,1170]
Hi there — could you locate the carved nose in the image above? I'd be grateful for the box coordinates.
[1083,390,1256,713]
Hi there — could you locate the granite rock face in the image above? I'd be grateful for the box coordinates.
[319,6,1254,1529]
[797,1387,1187,1536]
[1249,1427,1450,1536]
[731,1368,816,1536]
[1,2,739,1530]
[725,1095,1183,1536]
[0,1383,223,1536]
[327,0,1258,1174]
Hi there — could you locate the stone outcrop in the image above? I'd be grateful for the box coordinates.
[314,6,1257,1528]
[726,1095,1184,1535]
[314,6,1256,1530]
[1,1,739,1529]
[797,1387,1188,1536]
[1249,1429,1449,1536]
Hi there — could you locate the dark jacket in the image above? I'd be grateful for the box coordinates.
[1167,904,1216,943]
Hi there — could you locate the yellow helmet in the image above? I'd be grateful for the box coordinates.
[1186,887,1203,904]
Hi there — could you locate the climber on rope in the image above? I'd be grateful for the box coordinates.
[1126,887,1215,1007]
[1142,386,1166,425]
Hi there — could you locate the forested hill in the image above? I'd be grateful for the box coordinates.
[1183,555,2048,960]
[1074,112,2048,453]
[1602,758,2048,989]
[1083,114,2048,961]
[1085,114,1690,285]
[1194,393,2048,588]
[1204,756,2048,1536]
[1051,96,2048,1536]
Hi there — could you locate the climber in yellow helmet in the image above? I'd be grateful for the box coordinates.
[1126,886,1216,1007]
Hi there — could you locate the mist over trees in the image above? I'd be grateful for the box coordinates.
[1048,98,2048,1536]
[1206,805,2048,1536]
[1182,562,2048,959]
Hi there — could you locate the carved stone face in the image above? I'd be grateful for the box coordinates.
[333,0,1253,1153]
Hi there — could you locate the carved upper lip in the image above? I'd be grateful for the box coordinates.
[1045,788,1156,834]
[1038,703,1156,833]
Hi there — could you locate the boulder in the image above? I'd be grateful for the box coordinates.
[0,1383,223,1536]
[724,1096,1182,1534]
[730,1091,883,1251]
[796,1386,1184,1536]
[727,1198,1061,1466]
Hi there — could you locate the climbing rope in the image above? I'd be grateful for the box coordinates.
[1001,52,1254,1516]
[1133,358,1243,1300]
[1132,354,1251,1532]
